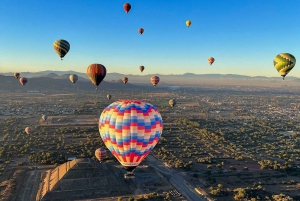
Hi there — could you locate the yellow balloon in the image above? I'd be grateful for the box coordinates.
[186,20,192,27]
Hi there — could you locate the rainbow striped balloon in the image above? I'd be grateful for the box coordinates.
[99,100,163,171]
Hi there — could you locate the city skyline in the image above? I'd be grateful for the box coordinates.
[1,0,299,77]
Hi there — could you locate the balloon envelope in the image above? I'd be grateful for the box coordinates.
[14,73,20,79]
[208,57,215,65]
[69,74,78,84]
[169,99,176,107]
[99,100,163,175]
[25,127,33,134]
[138,28,144,35]
[122,77,128,84]
[19,77,27,86]
[186,20,192,27]
[124,3,131,13]
[42,115,48,121]
[150,76,160,87]
[53,39,70,60]
[86,64,107,88]
[139,66,145,72]
[95,148,107,162]
[273,53,296,80]
[107,94,112,100]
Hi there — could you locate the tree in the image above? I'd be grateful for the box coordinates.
[165,193,171,200]
[217,184,223,189]
[233,188,246,200]
[272,194,293,201]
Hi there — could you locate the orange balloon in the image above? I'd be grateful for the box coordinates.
[122,77,128,84]
[208,57,215,65]
[138,28,144,35]
[124,3,131,14]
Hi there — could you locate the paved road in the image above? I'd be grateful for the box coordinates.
[146,155,207,201]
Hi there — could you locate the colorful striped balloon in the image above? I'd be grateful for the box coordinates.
[99,100,163,176]
[53,39,70,60]
[86,64,107,89]
[95,148,107,162]
[273,53,296,80]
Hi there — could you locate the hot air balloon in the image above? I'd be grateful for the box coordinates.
[19,77,27,86]
[14,72,20,79]
[53,39,70,60]
[150,76,160,87]
[208,57,215,65]
[138,28,144,35]
[122,77,128,84]
[186,20,192,27]
[99,100,163,178]
[139,66,145,73]
[107,94,112,100]
[69,74,78,84]
[124,3,131,13]
[42,115,48,121]
[25,127,33,134]
[169,99,176,108]
[86,64,107,89]
[95,148,107,162]
[273,53,296,80]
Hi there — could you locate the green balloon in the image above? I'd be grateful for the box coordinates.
[273,53,296,80]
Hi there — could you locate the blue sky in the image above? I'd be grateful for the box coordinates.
[0,0,300,77]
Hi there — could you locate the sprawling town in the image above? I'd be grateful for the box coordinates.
[1,76,300,201]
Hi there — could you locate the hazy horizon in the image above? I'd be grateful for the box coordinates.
[2,69,300,79]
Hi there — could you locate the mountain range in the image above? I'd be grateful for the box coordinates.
[1,70,299,82]
[1,71,299,92]
[0,73,145,92]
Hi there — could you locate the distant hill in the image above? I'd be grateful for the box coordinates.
[0,74,147,92]
[32,73,90,82]
[1,70,299,87]
[1,70,296,81]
